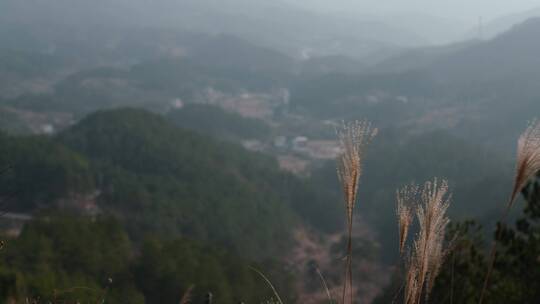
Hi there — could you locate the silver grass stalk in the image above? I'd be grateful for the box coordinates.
[509,120,540,209]
[336,120,377,304]
[480,120,540,304]
[397,185,418,255]
[401,179,451,304]
[337,120,377,226]
[404,254,420,304]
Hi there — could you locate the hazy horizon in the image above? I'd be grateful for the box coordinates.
[4,0,540,47]
[286,0,540,22]
[2,0,540,303]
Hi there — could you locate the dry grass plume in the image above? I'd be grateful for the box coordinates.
[397,185,418,255]
[336,120,377,304]
[397,179,452,304]
[509,120,540,209]
[480,120,540,303]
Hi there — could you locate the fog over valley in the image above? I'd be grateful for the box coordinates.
[1,1,540,303]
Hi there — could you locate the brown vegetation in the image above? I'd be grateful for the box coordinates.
[336,121,377,304]
[397,179,452,304]
[480,120,540,304]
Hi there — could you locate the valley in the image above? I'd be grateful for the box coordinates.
[1,1,540,302]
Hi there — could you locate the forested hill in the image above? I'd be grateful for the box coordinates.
[0,108,343,259]
[166,104,271,140]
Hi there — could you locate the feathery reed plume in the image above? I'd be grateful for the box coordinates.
[509,120,540,210]
[404,256,420,304]
[480,120,540,304]
[397,185,418,255]
[399,179,451,304]
[336,120,377,304]
[179,285,194,304]
[337,121,377,225]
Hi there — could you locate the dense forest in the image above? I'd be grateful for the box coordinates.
[0,108,345,256]
[2,1,540,303]
[0,108,341,302]
[0,215,297,303]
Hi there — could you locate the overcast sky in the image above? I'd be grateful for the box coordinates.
[287,0,540,22]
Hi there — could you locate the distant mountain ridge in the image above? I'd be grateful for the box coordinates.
[467,6,540,40]
[369,40,480,74]
[428,17,540,84]
[291,17,540,153]
[0,0,427,62]
[372,17,540,85]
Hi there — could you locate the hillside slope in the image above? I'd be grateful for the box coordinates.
[1,108,343,258]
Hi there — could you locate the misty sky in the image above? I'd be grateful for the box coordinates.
[288,0,540,22]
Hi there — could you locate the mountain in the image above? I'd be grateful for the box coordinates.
[293,17,540,152]
[189,34,295,73]
[373,16,540,77]
[57,108,297,257]
[421,18,540,149]
[0,131,95,211]
[370,40,480,74]
[373,17,540,85]
[380,12,467,45]
[0,108,343,258]
[0,215,294,303]
[4,32,296,115]
[0,0,426,62]
[467,7,540,40]
[281,2,469,44]
[428,18,540,84]
[167,104,271,140]
[0,49,64,98]
[299,55,366,76]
